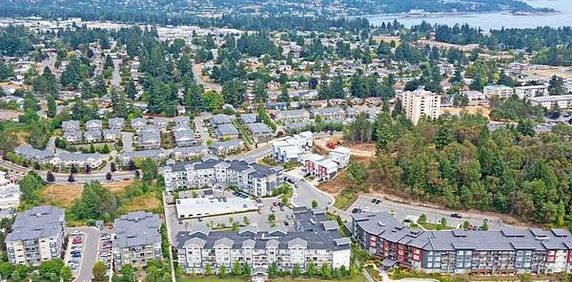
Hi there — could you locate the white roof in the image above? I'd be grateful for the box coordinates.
[175,197,257,217]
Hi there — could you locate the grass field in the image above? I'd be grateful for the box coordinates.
[40,180,133,208]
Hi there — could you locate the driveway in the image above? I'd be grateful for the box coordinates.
[284,169,333,209]
[67,227,101,282]
[121,132,134,152]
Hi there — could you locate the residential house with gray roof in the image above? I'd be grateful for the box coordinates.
[175,207,350,275]
[210,114,233,127]
[131,117,147,131]
[62,120,80,132]
[215,124,239,140]
[139,126,161,150]
[240,113,257,124]
[63,130,82,143]
[85,119,103,131]
[14,144,54,163]
[246,123,273,143]
[5,206,65,266]
[50,152,105,169]
[108,118,125,130]
[310,107,346,121]
[103,128,122,141]
[113,211,162,270]
[83,129,102,143]
[274,109,310,124]
[208,139,244,156]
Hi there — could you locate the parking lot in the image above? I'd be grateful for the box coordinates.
[66,227,101,282]
[347,195,506,231]
[166,195,296,241]
[98,232,113,273]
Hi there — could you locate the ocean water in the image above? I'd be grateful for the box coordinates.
[365,0,572,30]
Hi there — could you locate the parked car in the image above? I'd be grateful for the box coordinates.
[451,213,463,219]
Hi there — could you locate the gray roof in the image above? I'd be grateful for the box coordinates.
[140,130,160,143]
[62,120,80,130]
[6,206,65,242]
[173,145,206,155]
[276,109,308,118]
[209,139,242,150]
[14,144,54,161]
[167,157,278,179]
[310,107,346,117]
[240,114,257,124]
[123,149,166,160]
[108,117,125,128]
[55,152,103,162]
[113,211,161,248]
[174,130,195,142]
[131,117,147,127]
[216,124,238,137]
[83,129,102,139]
[352,212,572,252]
[247,123,272,135]
[174,116,190,125]
[211,114,233,125]
[175,207,349,251]
[85,119,102,128]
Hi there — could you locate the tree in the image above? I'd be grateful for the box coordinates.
[219,265,227,277]
[268,213,276,223]
[46,94,57,118]
[60,265,72,282]
[268,262,278,277]
[347,160,369,187]
[418,214,427,224]
[292,263,302,278]
[232,261,242,276]
[46,171,55,183]
[306,261,317,277]
[120,264,135,282]
[548,75,566,96]
[141,158,158,182]
[93,261,108,282]
[279,85,290,103]
[320,263,332,279]
[253,79,268,103]
[311,199,318,208]
[19,172,44,203]
[204,263,212,275]
[440,217,447,227]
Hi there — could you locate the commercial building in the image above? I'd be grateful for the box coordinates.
[351,212,572,275]
[5,206,66,266]
[400,89,441,125]
[175,208,351,275]
[175,197,258,219]
[162,157,282,197]
[528,94,572,110]
[0,171,20,209]
[113,211,162,270]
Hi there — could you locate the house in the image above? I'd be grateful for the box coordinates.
[151,118,169,131]
[329,146,350,168]
[172,145,208,161]
[62,120,80,132]
[131,117,147,131]
[5,206,66,266]
[174,127,197,147]
[13,144,54,163]
[215,124,239,140]
[240,113,258,124]
[274,109,310,123]
[83,129,102,143]
[246,123,273,143]
[208,139,244,156]
[121,149,167,166]
[51,152,105,168]
[85,119,103,131]
[174,116,190,125]
[108,118,125,130]
[139,127,161,150]
[303,154,339,181]
[210,114,233,127]
[63,130,83,143]
[310,107,346,121]
[103,128,122,141]
[113,211,162,270]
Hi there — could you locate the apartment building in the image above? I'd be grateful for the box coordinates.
[400,89,441,125]
[515,85,548,99]
[0,171,20,209]
[162,157,282,197]
[175,208,351,276]
[351,212,572,275]
[302,146,350,181]
[271,131,313,163]
[483,85,514,99]
[113,211,162,270]
[5,206,66,266]
[528,94,572,110]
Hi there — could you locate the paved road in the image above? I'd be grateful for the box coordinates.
[347,195,509,231]
[193,113,211,145]
[284,168,333,209]
[121,132,134,152]
[68,227,101,282]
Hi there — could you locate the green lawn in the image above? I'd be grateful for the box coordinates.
[180,275,368,282]
[334,188,358,210]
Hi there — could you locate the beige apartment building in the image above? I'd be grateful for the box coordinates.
[400,89,441,125]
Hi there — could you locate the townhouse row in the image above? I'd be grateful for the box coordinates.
[351,212,572,275]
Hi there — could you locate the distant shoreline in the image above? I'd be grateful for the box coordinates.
[356,10,561,20]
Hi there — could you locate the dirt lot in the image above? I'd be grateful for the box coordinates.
[318,170,352,194]
[314,139,376,159]
[40,180,133,208]
[442,105,491,118]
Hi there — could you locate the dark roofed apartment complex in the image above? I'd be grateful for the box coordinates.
[113,211,162,270]
[351,212,572,275]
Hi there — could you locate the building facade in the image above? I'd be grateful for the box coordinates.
[400,89,441,125]
[162,157,282,197]
[175,208,351,275]
[5,206,66,266]
[113,211,162,270]
[351,212,572,275]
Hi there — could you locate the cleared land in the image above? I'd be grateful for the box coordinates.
[40,180,133,208]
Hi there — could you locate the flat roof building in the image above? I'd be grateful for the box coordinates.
[175,197,258,219]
